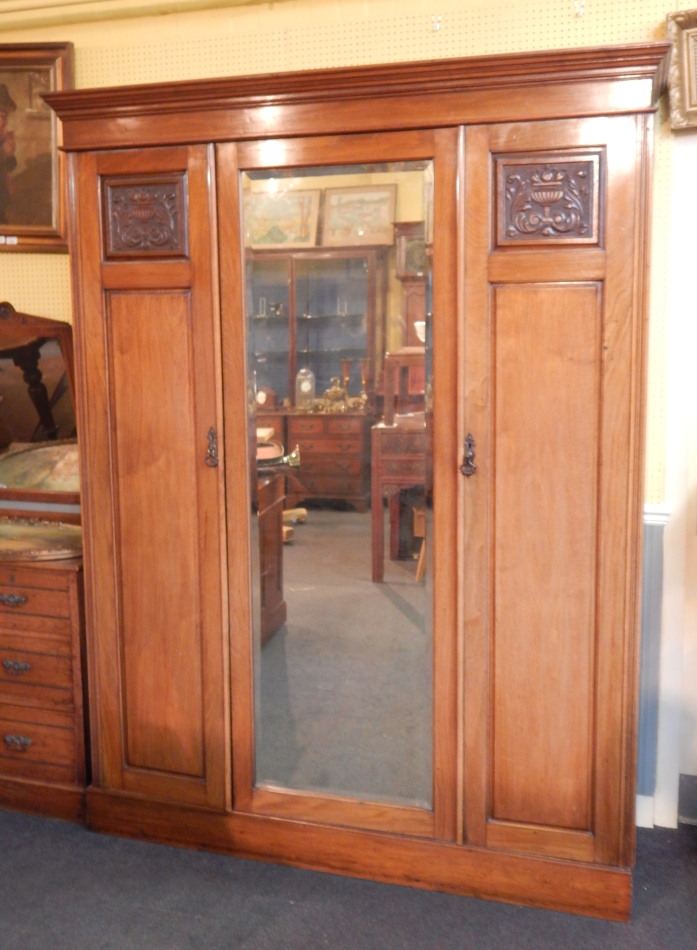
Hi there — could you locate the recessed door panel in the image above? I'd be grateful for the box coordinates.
[109,290,204,778]
[491,282,601,830]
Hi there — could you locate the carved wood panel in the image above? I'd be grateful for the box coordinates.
[496,153,601,246]
[102,175,187,258]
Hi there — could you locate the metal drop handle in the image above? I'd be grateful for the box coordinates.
[4,734,33,753]
[2,659,31,676]
[460,433,477,477]
[0,592,27,608]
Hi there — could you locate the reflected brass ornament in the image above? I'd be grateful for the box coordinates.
[323,376,348,411]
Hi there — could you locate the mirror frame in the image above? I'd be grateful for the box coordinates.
[0,300,78,508]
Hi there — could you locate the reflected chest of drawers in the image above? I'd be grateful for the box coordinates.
[287,411,371,511]
[0,558,87,820]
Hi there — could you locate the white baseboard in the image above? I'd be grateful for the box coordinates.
[636,794,655,828]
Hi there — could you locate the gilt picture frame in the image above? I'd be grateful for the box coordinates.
[0,43,73,252]
[667,9,697,129]
[244,188,321,249]
[321,184,397,246]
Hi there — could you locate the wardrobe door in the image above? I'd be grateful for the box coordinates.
[72,145,228,808]
[218,130,460,838]
[462,115,649,865]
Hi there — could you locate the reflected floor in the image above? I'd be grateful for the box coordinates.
[257,507,432,807]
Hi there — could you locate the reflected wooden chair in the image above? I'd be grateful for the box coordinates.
[0,301,76,442]
[371,347,427,582]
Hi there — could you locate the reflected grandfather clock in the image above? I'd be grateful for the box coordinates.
[395,221,428,347]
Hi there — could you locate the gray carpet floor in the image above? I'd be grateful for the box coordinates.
[257,507,432,806]
[0,811,694,949]
[4,511,693,947]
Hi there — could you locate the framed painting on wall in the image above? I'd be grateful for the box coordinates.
[667,9,697,129]
[0,43,73,252]
[321,184,397,246]
[244,189,321,249]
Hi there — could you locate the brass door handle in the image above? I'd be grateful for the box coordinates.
[205,427,219,468]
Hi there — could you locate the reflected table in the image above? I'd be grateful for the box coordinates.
[371,417,427,583]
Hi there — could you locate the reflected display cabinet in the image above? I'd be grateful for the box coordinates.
[247,247,386,403]
[47,42,670,920]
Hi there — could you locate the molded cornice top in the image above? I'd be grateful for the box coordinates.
[46,43,671,151]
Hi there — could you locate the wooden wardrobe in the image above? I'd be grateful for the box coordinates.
[47,42,669,920]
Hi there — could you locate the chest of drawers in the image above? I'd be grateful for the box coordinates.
[0,558,87,820]
[287,412,371,510]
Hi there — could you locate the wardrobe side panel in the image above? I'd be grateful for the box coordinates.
[72,145,228,809]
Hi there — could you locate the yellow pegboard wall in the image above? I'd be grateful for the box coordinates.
[0,254,72,324]
[72,0,672,89]
[0,0,677,501]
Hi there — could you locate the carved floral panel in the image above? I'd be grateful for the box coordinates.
[103,175,187,258]
[496,154,601,246]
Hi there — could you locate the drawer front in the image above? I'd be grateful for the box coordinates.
[295,437,362,456]
[326,417,365,435]
[0,704,78,783]
[300,457,363,477]
[0,565,70,592]
[288,417,326,436]
[289,415,368,439]
[0,584,72,623]
[300,475,365,497]
[0,641,74,706]
[375,430,426,455]
[380,458,426,480]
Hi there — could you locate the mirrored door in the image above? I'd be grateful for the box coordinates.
[221,130,459,838]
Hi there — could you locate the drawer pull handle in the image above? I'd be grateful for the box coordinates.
[2,659,31,675]
[0,593,27,608]
[4,734,33,753]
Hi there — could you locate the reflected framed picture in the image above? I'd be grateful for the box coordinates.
[395,221,427,278]
[0,43,73,252]
[244,188,321,249]
[667,9,697,129]
[321,184,397,246]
